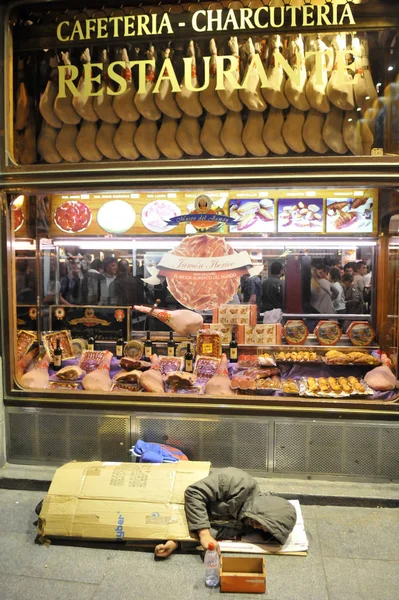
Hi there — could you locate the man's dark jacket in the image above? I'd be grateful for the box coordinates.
[184,468,296,546]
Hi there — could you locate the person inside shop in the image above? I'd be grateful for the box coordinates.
[246,274,262,311]
[61,259,85,305]
[81,259,103,305]
[154,467,296,558]
[344,262,355,277]
[310,264,338,314]
[353,261,367,312]
[261,262,285,313]
[329,267,346,315]
[113,259,141,306]
[15,257,36,304]
[99,257,118,305]
[342,273,363,314]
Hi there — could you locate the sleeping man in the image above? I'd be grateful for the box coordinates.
[155,467,297,557]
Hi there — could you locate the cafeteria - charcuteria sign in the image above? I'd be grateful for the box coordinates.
[55,3,356,98]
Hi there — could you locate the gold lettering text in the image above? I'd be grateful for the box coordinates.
[339,3,355,26]
[124,15,135,37]
[106,61,127,95]
[85,19,96,40]
[131,60,155,93]
[183,56,210,91]
[137,14,151,36]
[215,55,242,91]
[241,53,268,89]
[109,16,123,37]
[239,8,255,30]
[192,10,206,33]
[158,13,173,34]
[56,21,70,42]
[302,5,315,27]
[316,5,331,27]
[97,17,108,39]
[222,9,239,31]
[83,63,103,96]
[253,7,269,29]
[153,58,180,93]
[286,6,299,27]
[57,65,80,98]
[70,20,84,41]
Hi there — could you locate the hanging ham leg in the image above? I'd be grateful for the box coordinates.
[20,353,50,389]
[82,351,112,392]
[39,56,62,128]
[322,106,348,154]
[200,39,226,116]
[243,111,268,157]
[134,45,161,120]
[356,118,374,155]
[356,38,379,124]
[114,121,139,160]
[76,120,103,161]
[133,305,203,336]
[239,38,267,112]
[285,35,310,111]
[282,106,306,153]
[305,37,331,114]
[217,37,243,112]
[343,111,363,155]
[263,107,289,155]
[15,345,40,384]
[220,110,246,157]
[303,109,329,154]
[15,59,29,131]
[139,355,165,394]
[155,47,182,119]
[96,122,121,160]
[54,52,81,125]
[176,40,203,117]
[38,120,63,163]
[113,48,140,123]
[93,49,120,124]
[72,48,98,122]
[56,124,82,162]
[200,113,226,157]
[134,118,160,160]
[262,35,289,109]
[327,34,355,111]
[205,354,233,397]
[20,108,37,165]
[176,114,203,156]
[157,116,183,160]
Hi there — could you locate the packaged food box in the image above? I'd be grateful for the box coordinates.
[283,320,309,345]
[196,330,222,357]
[202,324,245,345]
[346,321,375,346]
[42,330,75,361]
[220,556,266,594]
[314,321,342,346]
[243,324,282,345]
[213,304,257,326]
[16,330,37,361]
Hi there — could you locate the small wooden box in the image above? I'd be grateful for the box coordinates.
[220,556,266,594]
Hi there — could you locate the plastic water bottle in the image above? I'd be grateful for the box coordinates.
[204,542,220,588]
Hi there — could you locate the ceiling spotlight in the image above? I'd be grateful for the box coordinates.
[388,66,394,71]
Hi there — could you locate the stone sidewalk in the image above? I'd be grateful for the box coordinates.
[0,487,398,600]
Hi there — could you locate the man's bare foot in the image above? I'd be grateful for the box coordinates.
[154,540,178,558]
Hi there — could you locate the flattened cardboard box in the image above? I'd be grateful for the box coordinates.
[38,461,211,542]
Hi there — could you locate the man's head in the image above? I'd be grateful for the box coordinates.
[244,494,297,546]
[118,259,129,275]
[90,259,103,273]
[342,273,354,287]
[344,262,355,276]
[330,267,341,283]
[316,264,330,280]
[270,261,284,277]
[354,261,367,276]
[103,257,118,276]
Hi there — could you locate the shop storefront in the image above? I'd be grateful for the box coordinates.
[1,0,399,480]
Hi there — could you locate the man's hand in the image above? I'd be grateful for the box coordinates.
[154,540,178,558]
[198,529,220,555]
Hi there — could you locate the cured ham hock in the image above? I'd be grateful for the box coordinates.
[133,304,203,336]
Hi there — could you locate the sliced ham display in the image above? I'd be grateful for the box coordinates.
[322,105,348,154]
[57,366,86,381]
[242,111,268,157]
[263,107,289,155]
[205,354,232,397]
[282,106,307,153]
[220,110,246,157]
[114,121,139,160]
[327,33,355,111]
[72,48,98,122]
[199,39,226,116]
[285,35,310,112]
[217,37,243,112]
[76,120,103,162]
[134,46,162,121]
[139,355,165,393]
[364,365,397,391]
[262,35,289,109]
[38,120,63,163]
[82,350,113,392]
[239,38,267,112]
[20,353,50,389]
[154,47,182,119]
[96,122,121,160]
[93,49,120,124]
[113,48,140,123]
[39,56,62,128]
[134,118,160,160]
[303,109,329,154]
[200,113,226,157]
[55,124,82,162]
[176,40,203,118]
[164,371,197,389]
[54,52,81,125]
[133,305,203,336]
[157,116,183,160]
[176,114,203,156]
[305,37,331,114]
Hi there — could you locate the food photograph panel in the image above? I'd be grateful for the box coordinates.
[229,198,275,233]
[277,198,324,233]
[326,197,374,233]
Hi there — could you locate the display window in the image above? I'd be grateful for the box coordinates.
[7,186,398,408]
[5,0,399,167]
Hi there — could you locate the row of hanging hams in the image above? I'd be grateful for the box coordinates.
[17,32,380,164]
